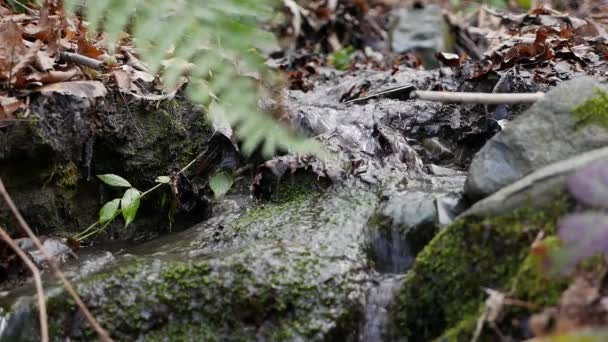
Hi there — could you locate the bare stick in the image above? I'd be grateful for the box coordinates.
[412,90,545,105]
[0,226,48,342]
[0,179,113,342]
[59,52,104,70]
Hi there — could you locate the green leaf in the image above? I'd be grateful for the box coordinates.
[155,176,171,184]
[97,174,132,187]
[209,171,234,198]
[121,188,141,227]
[99,199,121,223]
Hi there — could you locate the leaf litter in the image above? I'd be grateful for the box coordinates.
[0,0,179,129]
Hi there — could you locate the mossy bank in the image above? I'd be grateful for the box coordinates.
[391,202,571,341]
[0,92,212,239]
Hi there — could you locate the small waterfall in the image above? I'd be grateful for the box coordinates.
[368,226,415,273]
[361,274,405,342]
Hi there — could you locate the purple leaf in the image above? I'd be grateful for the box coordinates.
[558,212,608,269]
[567,162,608,209]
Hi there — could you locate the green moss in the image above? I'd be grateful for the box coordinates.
[57,162,80,187]
[431,236,570,342]
[146,323,220,342]
[232,179,317,232]
[509,236,569,307]
[41,241,361,341]
[434,314,479,342]
[571,88,608,130]
[391,201,569,341]
[43,162,80,188]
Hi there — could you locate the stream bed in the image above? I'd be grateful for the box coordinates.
[2,1,607,341]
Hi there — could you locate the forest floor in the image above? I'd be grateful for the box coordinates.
[2,0,608,341]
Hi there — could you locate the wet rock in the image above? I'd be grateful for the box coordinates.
[2,187,377,341]
[463,146,608,218]
[283,66,502,187]
[436,192,464,226]
[465,77,608,200]
[427,164,465,176]
[366,173,466,273]
[24,238,75,268]
[422,137,454,163]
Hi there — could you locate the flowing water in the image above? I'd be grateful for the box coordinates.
[361,274,405,342]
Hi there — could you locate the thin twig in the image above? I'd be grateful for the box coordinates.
[7,43,15,93]
[413,90,545,105]
[0,179,113,342]
[59,52,104,70]
[0,226,48,342]
[117,92,143,138]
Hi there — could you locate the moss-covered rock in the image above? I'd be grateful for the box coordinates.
[39,244,363,341]
[0,92,213,239]
[434,236,571,342]
[391,202,569,341]
[3,186,378,341]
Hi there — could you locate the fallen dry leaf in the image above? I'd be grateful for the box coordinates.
[27,68,79,84]
[77,36,104,60]
[35,50,56,71]
[9,40,43,82]
[36,80,107,99]
[111,68,133,93]
[0,96,25,118]
[0,20,27,77]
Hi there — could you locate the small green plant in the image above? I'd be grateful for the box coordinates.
[73,173,165,240]
[327,46,355,71]
[73,152,229,240]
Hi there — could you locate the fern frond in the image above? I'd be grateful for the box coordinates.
[63,0,323,157]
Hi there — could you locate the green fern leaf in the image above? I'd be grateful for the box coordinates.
[63,0,323,157]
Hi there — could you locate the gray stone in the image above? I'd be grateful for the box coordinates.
[465,77,608,200]
[1,188,378,341]
[463,146,608,218]
[366,174,466,273]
